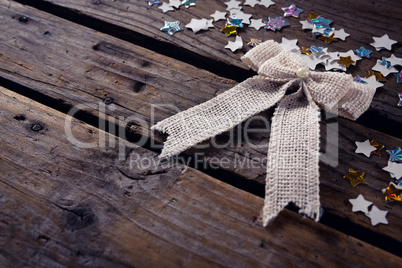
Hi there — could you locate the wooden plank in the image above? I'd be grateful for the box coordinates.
[1,1,402,248]
[29,0,402,126]
[1,86,401,267]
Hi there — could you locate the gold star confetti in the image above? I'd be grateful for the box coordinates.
[318,33,337,44]
[383,183,402,202]
[220,25,238,36]
[300,46,312,55]
[307,11,320,21]
[337,56,356,67]
[370,139,384,156]
[343,168,367,187]
[365,70,386,81]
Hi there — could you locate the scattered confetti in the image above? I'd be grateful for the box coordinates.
[225,0,241,10]
[249,18,266,30]
[337,56,355,67]
[370,34,398,51]
[382,182,402,202]
[210,10,227,21]
[310,16,332,29]
[370,139,384,156]
[372,59,398,76]
[280,37,299,52]
[355,139,376,157]
[365,70,385,81]
[394,71,402,83]
[300,20,314,30]
[387,54,402,66]
[364,76,384,90]
[366,206,388,226]
[386,147,402,163]
[343,168,367,187]
[264,16,289,31]
[353,76,367,84]
[234,12,252,24]
[318,33,337,44]
[247,37,262,47]
[282,4,303,18]
[300,46,312,55]
[221,24,238,36]
[398,93,402,106]
[160,21,183,35]
[159,2,174,12]
[379,57,392,68]
[228,17,243,28]
[383,161,402,179]
[349,194,372,214]
[225,35,243,52]
[333,28,350,41]
[354,47,372,58]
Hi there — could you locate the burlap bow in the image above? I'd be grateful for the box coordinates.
[151,40,376,226]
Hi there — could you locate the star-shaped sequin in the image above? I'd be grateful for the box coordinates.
[349,194,372,214]
[244,0,259,7]
[307,11,320,20]
[343,168,366,187]
[160,21,183,35]
[282,4,303,18]
[364,76,384,90]
[365,70,385,81]
[220,24,238,36]
[280,37,299,51]
[311,16,332,29]
[319,33,337,44]
[247,37,262,47]
[210,10,227,21]
[182,0,195,8]
[185,18,210,33]
[333,28,350,41]
[300,46,312,55]
[387,147,402,163]
[353,76,367,84]
[383,161,402,179]
[168,0,182,9]
[249,19,266,30]
[159,2,174,12]
[394,71,402,83]
[225,35,243,52]
[370,34,398,51]
[355,139,376,157]
[370,139,384,156]
[379,57,392,68]
[366,206,388,226]
[398,93,402,106]
[264,16,289,31]
[354,47,372,58]
[372,59,398,76]
[227,17,243,27]
[382,182,402,202]
[337,56,355,67]
[300,20,314,30]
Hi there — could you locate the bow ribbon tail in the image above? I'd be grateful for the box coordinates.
[263,90,321,226]
[152,77,292,158]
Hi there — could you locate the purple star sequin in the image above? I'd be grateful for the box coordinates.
[282,4,303,18]
[264,16,289,31]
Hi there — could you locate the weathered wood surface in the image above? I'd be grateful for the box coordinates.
[38,0,402,127]
[2,87,401,267]
[1,0,402,251]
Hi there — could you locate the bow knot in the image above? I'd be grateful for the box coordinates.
[152,40,376,226]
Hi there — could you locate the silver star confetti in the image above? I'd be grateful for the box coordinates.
[249,18,265,30]
[225,35,243,52]
[159,2,174,12]
[185,18,209,33]
[370,34,398,51]
[349,194,372,214]
[366,206,388,226]
[372,59,398,76]
[280,37,299,52]
[333,28,350,41]
[210,10,227,21]
[383,161,402,179]
[259,0,275,8]
[160,21,183,35]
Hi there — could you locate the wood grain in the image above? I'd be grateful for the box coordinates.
[2,86,400,267]
[0,0,402,248]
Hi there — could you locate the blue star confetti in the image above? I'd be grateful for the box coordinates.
[311,16,332,29]
[282,4,303,18]
[247,38,263,47]
[182,0,196,8]
[394,71,402,83]
[264,16,289,31]
[309,45,324,53]
[379,57,392,68]
[227,18,243,28]
[354,47,372,58]
[398,93,402,106]
[387,147,402,163]
[161,21,183,35]
[353,76,367,84]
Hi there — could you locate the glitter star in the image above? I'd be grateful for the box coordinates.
[282,4,303,18]
[307,11,320,20]
[220,24,238,36]
[337,56,355,67]
[398,93,402,106]
[343,168,366,187]
[264,16,289,31]
[319,33,337,44]
[354,47,372,58]
[160,21,183,35]
[387,147,402,163]
[383,183,402,202]
[370,139,384,156]
[394,71,402,83]
[365,70,385,81]
[311,16,332,29]
[309,45,324,53]
[300,46,312,55]
[379,57,392,68]
[353,76,367,84]
[181,0,195,8]
[227,17,243,27]
[247,37,262,47]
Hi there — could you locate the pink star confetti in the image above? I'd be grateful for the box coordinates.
[282,4,303,18]
[264,16,289,31]
[247,37,263,47]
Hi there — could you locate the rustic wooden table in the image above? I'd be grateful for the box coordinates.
[0,0,401,267]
